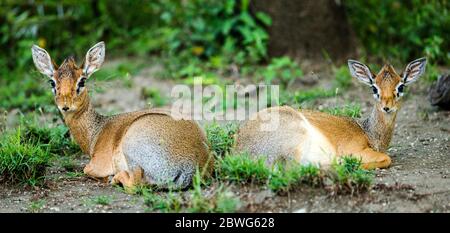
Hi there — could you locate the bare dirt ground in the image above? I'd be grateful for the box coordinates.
[1,61,449,213]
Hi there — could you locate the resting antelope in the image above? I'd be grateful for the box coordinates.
[31,42,213,189]
[235,58,427,169]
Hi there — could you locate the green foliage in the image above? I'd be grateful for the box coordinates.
[0,126,52,186]
[21,121,81,156]
[345,0,449,65]
[332,156,374,193]
[269,164,321,193]
[141,87,167,107]
[259,56,303,89]
[144,190,183,213]
[323,104,362,118]
[217,153,271,184]
[188,170,240,213]
[217,154,372,194]
[205,122,238,157]
[140,170,240,213]
[28,200,46,213]
[0,0,270,82]
[0,72,53,112]
[293,88,336,104]
[91,195,112,206]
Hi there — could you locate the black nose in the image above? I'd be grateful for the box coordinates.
[62,106,69,111]
[383,107,390,112]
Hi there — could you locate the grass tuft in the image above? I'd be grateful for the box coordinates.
[216,153,271,184]
[331,156,374,194]
[0,126,52,186]
[143,189,183,213]
[91,195,112,206]
[205,122,238,157]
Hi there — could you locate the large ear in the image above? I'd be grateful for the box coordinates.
[402,57,427,85]
[83,41,105,77]
[348,60,374,86]
[31,45,55,77]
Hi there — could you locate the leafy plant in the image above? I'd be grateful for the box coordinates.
[205,122,238,157]
[345,0,449,65]
[331,156,374,194]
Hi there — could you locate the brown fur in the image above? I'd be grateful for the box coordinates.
[49,57,213,189]
[235,64,412,170]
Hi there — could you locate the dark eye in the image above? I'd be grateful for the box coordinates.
[76,77,86,95]
[48,80,56,88]
[397,84,404,93]
[371,86,378,94]
[78,78,86,88]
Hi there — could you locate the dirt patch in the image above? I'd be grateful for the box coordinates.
[1,62,449,213]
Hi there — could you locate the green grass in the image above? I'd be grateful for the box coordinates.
[140,170,240,213]
[0,126,52,186]
[141,87,168,107]
[259,56,303,89]
[331,156,374,194]
[63,171,85,179]
[21,122,81,156]
[205,122,238,157]
[188,170,240,213]
[27,200,46,213]
[59,156,79,172]
[293,88,336,104]
[216,153,271,184]
[216,154,372,195]
[0,73,53,112]
[143,190,183,213]
[0,118,82,186]
[91,195,113,206]
[322,104,362,118]
[269,164,321,193]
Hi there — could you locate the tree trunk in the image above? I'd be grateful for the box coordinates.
[250,0,357,63]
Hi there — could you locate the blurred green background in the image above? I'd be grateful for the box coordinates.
[0,0,448,112]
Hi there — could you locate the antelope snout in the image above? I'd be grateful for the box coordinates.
[381,105,397,114]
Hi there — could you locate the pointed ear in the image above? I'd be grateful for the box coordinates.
[31,45,55,77]
[402,57,427,85]
[348,60,374,86]
[83,41,105,77]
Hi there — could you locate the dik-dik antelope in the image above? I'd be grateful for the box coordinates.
[235,58,427,169]
[31,42,212,189]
